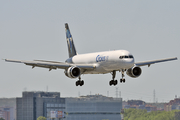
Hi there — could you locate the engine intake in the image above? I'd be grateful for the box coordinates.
[64,66,81,78]
[126,66,142,78]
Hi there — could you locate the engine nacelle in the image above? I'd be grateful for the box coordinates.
[64,66,81,78]
[126,66,142,78]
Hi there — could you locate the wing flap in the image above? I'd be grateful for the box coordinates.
[135,57,177,67]
[5,59,95,70]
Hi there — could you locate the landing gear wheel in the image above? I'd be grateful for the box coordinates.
[120,69,126,83]
[120,79,125,83]
[76,81,79,86]
[109,71,117,86]
[109,80,113,86]
[114,80,118,85]
[109,80,118,86]
[80,80,84,86]
[76,76,84,86]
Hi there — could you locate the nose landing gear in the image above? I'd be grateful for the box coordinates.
[120,78,125,83]
[109,70,126,86]
[120,70,126,83]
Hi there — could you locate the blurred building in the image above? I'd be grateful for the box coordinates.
[0,107,14,120]
[127,100,145,106]
[0,110,9,120]
[138,105,145,110]
[0,98,16,120]
[16,92,122,120]
[164,98,180,111]
[66,95,122,120]
[145,105,157,112]
[123,100,157,112]
[16,91,65,120]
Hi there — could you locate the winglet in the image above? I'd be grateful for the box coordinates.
[4,59,22,63]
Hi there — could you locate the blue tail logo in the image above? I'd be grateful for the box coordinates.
[66,30,73,53]
[65,23,77,58]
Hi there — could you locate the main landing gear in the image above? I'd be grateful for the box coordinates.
[109,71,118,86]
[109,70,126,86]
[76,76,84,86]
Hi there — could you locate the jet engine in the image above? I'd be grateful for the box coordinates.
[64,66,81,78]
[126,66,142,78]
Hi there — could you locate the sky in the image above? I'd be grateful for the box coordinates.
[0,1,179,103]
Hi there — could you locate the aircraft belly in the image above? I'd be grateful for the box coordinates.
[83,69,109,74]
[83,63,109,74]
[83,61,122,74]
[100,61,123,71]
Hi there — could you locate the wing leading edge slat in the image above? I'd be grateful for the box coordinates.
[135,57,177,67]
[5,59,95,70]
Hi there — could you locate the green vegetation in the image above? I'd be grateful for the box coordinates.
[124,108,180,120]
[37,116,46,120]
[0,118,5,120]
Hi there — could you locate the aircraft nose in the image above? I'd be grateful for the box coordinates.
[128,59,135,68]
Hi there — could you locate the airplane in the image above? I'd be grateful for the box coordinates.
[5,23,178,86]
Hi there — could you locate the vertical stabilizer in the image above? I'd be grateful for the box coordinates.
[65,23,77,58]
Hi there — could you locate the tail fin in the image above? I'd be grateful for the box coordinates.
[65,23,77,58]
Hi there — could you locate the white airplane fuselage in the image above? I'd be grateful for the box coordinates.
[66,50,134,74]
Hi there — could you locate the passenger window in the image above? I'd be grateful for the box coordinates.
[119,56,123,59]
[125,56,128,58]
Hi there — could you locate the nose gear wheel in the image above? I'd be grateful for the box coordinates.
[120,78,125,83]
[109,69,126,86]
[120,69,126,83]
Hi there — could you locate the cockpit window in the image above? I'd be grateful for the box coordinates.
[119,55,134,59]
[129,55,134,58]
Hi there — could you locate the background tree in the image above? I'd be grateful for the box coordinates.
[37,116,46,120]
[124,108,178,120]
[0,118,5,120]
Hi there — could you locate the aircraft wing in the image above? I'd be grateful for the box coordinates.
[135,57,177,67]
[4,59,96,71]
